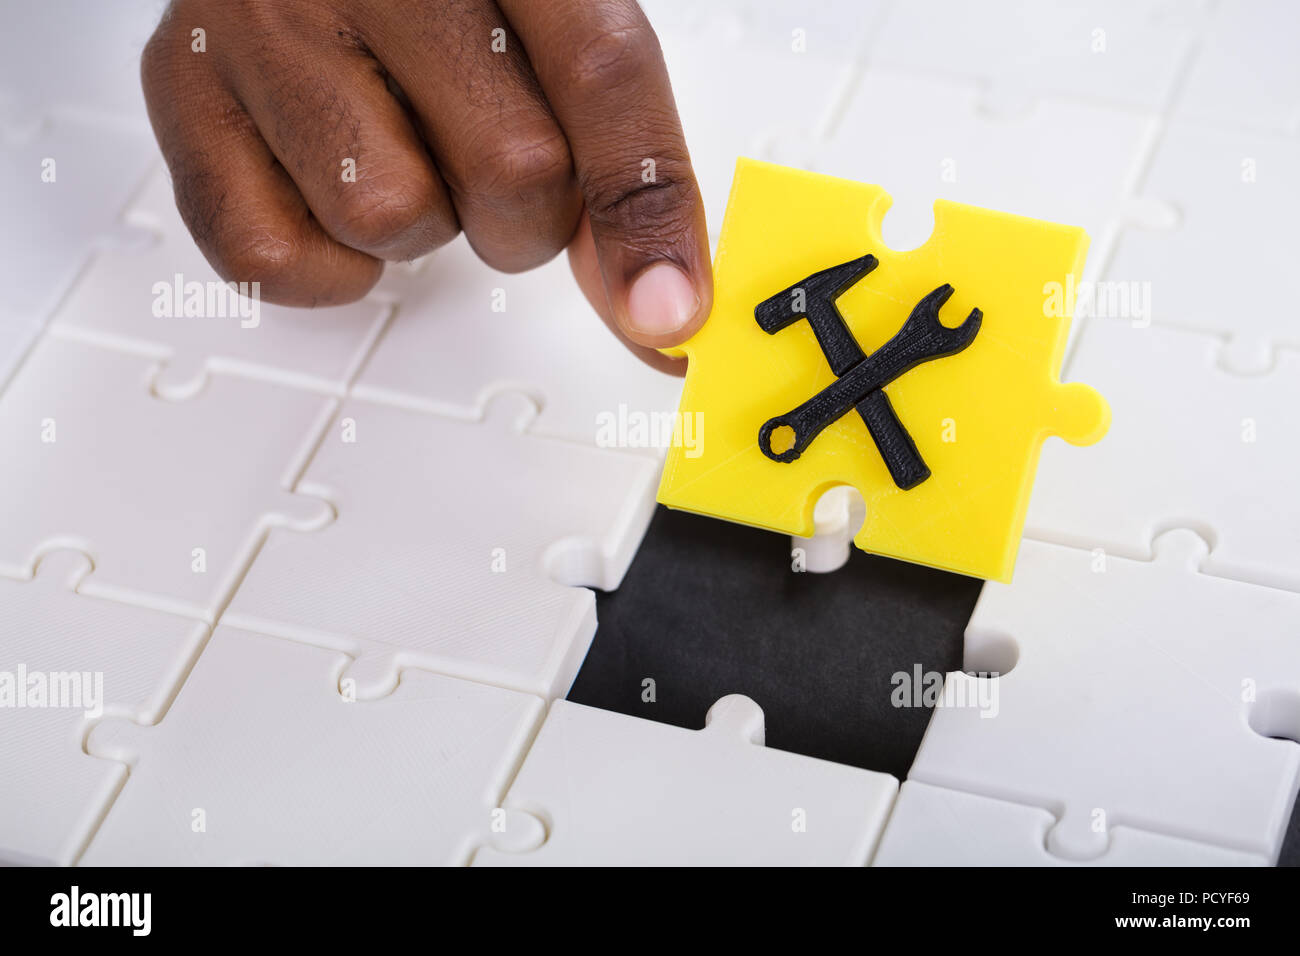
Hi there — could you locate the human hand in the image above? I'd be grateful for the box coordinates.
[141,0,712,364]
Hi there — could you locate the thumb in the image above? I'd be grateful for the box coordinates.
[568,209,694,375]
[584,172,713,350]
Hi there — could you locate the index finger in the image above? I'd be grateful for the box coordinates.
[496,0,712,348]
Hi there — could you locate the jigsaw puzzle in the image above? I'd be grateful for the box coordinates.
[473,695,898,866]
[648,0,879,236]
[1028,318,1300,592]
[1106,122,1300,368]
[787,69,1159,258]
[0,0,161,122]
[2,0,1298,872]
[658,158,1110,582]
[869,0,1201,111]
[83,626,545,865]
[0,550,205,866]
[224,393,658,700]
[0,336,334,620]
[1176,0,1300,134]
[874,781,1268,867]
[909,533,1300,863]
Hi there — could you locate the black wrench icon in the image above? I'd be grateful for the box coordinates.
[754,254,981,489]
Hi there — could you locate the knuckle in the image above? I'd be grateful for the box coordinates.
[140,18,187,92]
[465,130,573,205]
[331,173,450,256]
[213,230,305,287]
[564,23,661,97]
[585,169,697,240]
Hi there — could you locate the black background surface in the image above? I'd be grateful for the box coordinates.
[572,505,1300,866]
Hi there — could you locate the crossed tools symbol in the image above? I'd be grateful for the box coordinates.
[755,254,982,490]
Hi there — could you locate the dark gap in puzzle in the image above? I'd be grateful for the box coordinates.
[572,505,981,781]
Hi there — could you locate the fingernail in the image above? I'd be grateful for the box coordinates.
[625,262,700,336]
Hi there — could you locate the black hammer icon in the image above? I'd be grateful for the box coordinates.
[754,254,981,490]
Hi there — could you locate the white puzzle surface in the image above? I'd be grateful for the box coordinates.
[1027,318,1300,592]
[0,551,205,866]
[83,626,545,866]
[907,534,1300,863]
[224,394,659,701]
[474,695,899,866]
[874,782,1268,867]
[0,336,335,621]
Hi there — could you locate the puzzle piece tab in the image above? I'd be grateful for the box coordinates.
[658,159,1109,581]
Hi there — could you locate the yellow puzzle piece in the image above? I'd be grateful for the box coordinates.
[657,159,1110,581]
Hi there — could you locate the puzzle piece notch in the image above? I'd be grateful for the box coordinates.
[873,782,1269,867]
[0,336,335,621]
[659,158,1109,582]
[0,547,206,866]
[225,390,659,700]
[82,626,546,866]
[910,531,1300,862]
[473,695,899,866]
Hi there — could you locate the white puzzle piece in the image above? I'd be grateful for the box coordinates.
[909,533,1300,862]
[0,336,335,620]
[791,69,1156,256]
[0,550,205,866]
[354,235,681,448]
[868,0,1203,111]
[1176,0,1300,134]
[0,112,155,324]
[0,318,39,394]
[224,394,659,700]
[646,0,884,236]
[82,625,545,866]
[874,782,1268,867]
[50,169,393,399]
[1106,122,1300,361]
[0,0,163,124]
[1028,319,1300,592]
[792,485,864,574]
[666,51,855,239]
[644,0,883,64]
[473,695,899,866]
